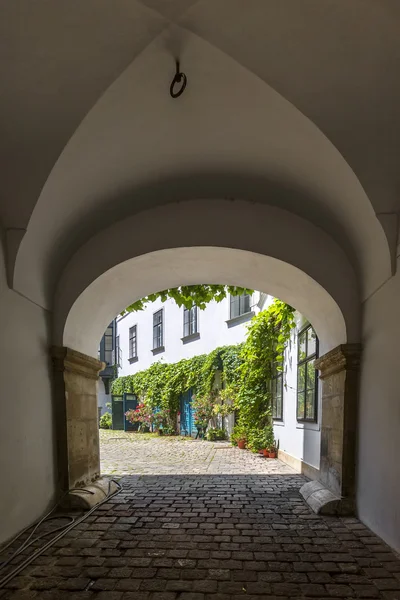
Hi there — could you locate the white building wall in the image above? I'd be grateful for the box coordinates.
[0,240,56,544]
[116,293,321,472]
[273,312,322,470]
[117,293,261,376]
[356,256,400,553]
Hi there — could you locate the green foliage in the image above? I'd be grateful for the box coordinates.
[206,428,227,441]
[111,345,243,416]
[125,404,175,432]
[246,428,268,453]
[111,298,295,446]
[123,285,253,314]
[192,392,217,428]
[234,300,295,431]
[212,400,233,420]
[246,424,275,453]
[230,424,248,446]
[99,412,112,429]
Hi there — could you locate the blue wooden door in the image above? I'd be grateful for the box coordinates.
[180,389,196,437]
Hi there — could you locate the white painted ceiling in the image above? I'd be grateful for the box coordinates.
[1,0,398,309]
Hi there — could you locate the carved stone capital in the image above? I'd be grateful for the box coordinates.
[314,344,362,379]
[51,346,104,380]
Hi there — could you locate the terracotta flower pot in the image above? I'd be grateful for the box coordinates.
[269,451,277,458]
[238,439,246,450]
[263,449,270,457]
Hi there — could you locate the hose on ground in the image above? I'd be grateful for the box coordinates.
[0,479,121,589]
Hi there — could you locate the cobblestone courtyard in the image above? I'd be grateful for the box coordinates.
[99,431,298,476]
[1,433,399,599]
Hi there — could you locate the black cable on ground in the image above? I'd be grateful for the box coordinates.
[0,480,121,589]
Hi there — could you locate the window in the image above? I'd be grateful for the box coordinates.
[115,335,122,367]
[104,324,113,365]
[271,362,284,421]
[297,325,318,422]
[129,326,137,360]
[230,293,251,319]
[153,309,163,350]
[183,306,198,337]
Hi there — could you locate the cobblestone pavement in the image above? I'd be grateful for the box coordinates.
[2,473,400,599]
[99,431,297,476]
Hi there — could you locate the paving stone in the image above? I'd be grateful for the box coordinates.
[3,435,400,599]
[326,583,356,596]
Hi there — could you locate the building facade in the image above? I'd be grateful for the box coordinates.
[117,292,263,376]
[111,292,321,474]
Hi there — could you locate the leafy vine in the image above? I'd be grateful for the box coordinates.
[122,285,253,313]
[111,299,295,443]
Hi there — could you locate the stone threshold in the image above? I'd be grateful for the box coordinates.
[60,477,119,510]
[300,479,355,516]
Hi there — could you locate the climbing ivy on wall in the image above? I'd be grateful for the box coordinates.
[111,299,295,436]
[123,285,253,313]
[111,345,243,416]
[235,300,295,430]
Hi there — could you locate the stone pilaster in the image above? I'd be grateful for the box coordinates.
[300,344,361,515]
[52,346,104,491]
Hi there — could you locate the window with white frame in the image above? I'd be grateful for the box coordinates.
[230,293,251,319]
[129,325,137,360]
[297,324,318,422]
[183,306,198,337]
[153,310,163,350]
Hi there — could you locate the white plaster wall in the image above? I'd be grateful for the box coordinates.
[12,22,392,309]
[57,205,355,358]
[117,294,260,376]
[273,313,321,470]
[0,238,56,543]
[357,256,400,553]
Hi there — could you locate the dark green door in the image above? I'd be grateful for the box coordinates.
[124,393,138,431]
[111,395,124,430]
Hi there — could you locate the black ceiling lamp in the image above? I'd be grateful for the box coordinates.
[170,60,187,98]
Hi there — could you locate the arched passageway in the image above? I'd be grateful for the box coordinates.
[1,0,399,562]
[51,201,360,522]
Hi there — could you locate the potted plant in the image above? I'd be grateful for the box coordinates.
[247,428,268,454]
[269,440,277,459]
[231,424,247,449]
[263,425,275,458]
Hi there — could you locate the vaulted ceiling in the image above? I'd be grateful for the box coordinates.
[1,0,399,308]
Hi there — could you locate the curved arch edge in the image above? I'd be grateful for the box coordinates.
[53,200,360,357]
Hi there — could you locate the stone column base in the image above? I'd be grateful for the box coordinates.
[300,480,355,516]
[52,346,105,492]
[311,343,361,515]
[60,477,120,510]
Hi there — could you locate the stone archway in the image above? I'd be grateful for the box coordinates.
[52,229,361,514]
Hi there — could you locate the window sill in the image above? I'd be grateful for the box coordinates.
[151,346,165,355]
[181,332,200,344]
[128,356,138,364]
[273,419,285,427]
[296,420,320,431]
[226,311,255,328]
